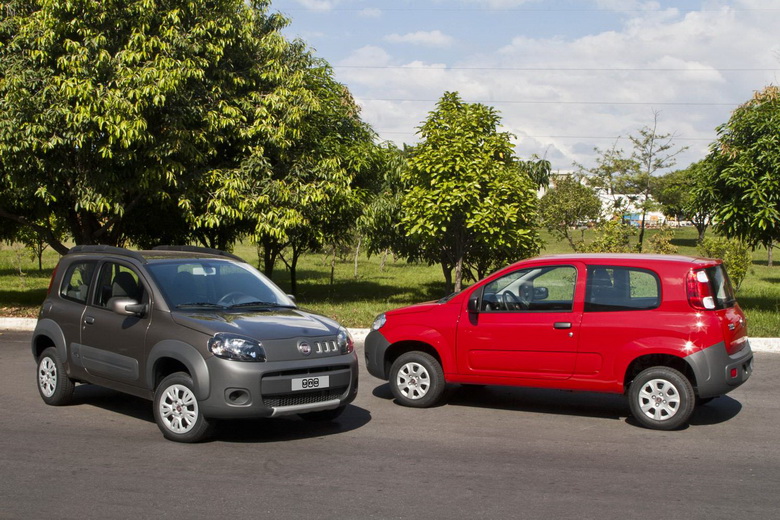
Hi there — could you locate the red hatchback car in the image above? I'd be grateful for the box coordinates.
[365,254,753,430]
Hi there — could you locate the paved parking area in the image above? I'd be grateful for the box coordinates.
[2,329,779,519]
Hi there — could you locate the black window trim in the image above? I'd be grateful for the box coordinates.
[59,260,98,304]
[477,264,578,313]
[584,264,661,313]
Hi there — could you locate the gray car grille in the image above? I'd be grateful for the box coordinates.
[263,389,346,408]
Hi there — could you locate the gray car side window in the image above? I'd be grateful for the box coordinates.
[59,261,97,303]
[94,262,143,308]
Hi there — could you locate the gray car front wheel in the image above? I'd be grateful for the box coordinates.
[154,372,214,443]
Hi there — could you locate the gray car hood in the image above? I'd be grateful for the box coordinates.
[170,308,340,340]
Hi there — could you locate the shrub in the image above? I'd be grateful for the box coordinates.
[577,220,636,253]
[698,237,751,290]
[646,226,679,255]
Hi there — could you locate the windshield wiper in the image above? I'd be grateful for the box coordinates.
[175,302,223,309]
[228,301,295,309]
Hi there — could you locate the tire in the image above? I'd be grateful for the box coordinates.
[389,351,445,408]
[299,405,347,422]
[37,347,75,406]
[628,366,695,430]
[153,372,214,443]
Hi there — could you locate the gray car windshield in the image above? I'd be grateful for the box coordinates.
[146,260,295,310]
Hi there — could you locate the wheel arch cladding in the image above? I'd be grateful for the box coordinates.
[31,319,67,361]
[147,340,210,400]
[385,340,444,378]
[623,353,695,392]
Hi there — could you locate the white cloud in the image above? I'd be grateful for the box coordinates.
[336,2,779,171]
[359,8,382,18]
[384,30,455,48]
[294,0,335,10]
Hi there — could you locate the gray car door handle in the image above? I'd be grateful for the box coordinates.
[84,316,95,325]
[554,322,572,329]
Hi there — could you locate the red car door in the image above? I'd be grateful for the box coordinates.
[456,264,583,381]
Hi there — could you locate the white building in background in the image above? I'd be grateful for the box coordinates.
[596,191,666,227]
[540,172,667,227]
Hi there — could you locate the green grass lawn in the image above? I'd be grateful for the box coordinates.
[2,227,778,336]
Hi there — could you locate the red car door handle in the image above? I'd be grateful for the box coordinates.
[554,322,572,329]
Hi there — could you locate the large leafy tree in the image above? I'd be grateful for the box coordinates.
[238,59,380,293]
[709,85,780,265]
[358,143,416,262]
[402,92,541,293]
[0,0,312,253]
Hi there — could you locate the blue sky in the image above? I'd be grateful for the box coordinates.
[273,0,780,172]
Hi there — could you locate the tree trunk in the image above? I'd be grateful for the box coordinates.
[696,225,706,243]
[441,264,453,295]
[637,209,647,252]
[769,240,775,267]
[454,255,464,293]
[290,244,300,297]
[353,237,361,278]
[260,237,281,278]
[330,245,336,286]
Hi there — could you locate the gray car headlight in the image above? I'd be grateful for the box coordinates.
[337,327,354,354]
[208,333,266,362]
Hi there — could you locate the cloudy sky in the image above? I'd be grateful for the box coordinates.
[273,0,780,173]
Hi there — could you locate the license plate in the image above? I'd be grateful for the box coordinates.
[291,375,330,391]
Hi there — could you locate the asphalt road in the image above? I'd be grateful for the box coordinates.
[2,330,779,520]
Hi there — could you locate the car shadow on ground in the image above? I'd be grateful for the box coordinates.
[215,406,371,444]
[372,382,742,428]
[69,383,372,443]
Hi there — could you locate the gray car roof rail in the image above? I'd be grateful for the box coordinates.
[68,245,147,263]
[152,245,246,262]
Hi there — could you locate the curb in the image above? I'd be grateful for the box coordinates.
[2,319,777,353]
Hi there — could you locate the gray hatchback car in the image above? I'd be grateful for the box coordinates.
[32,245,359,442]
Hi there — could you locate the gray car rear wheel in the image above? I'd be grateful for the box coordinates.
[37,347,75,406]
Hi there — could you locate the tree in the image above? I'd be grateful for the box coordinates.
[657,160,717,242]
[708,85,780,266]
[402,92,541,293]
[539,175,601,251]
[0,0,314,254]
[240,58,381,293]
[627,114,687,250]
[580,141,638,217]
[359,144,416,265]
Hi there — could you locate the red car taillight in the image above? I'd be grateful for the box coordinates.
[46,265,59,295]
[686,269,715,310]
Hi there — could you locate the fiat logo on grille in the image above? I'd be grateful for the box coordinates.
[298,341,312,356]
